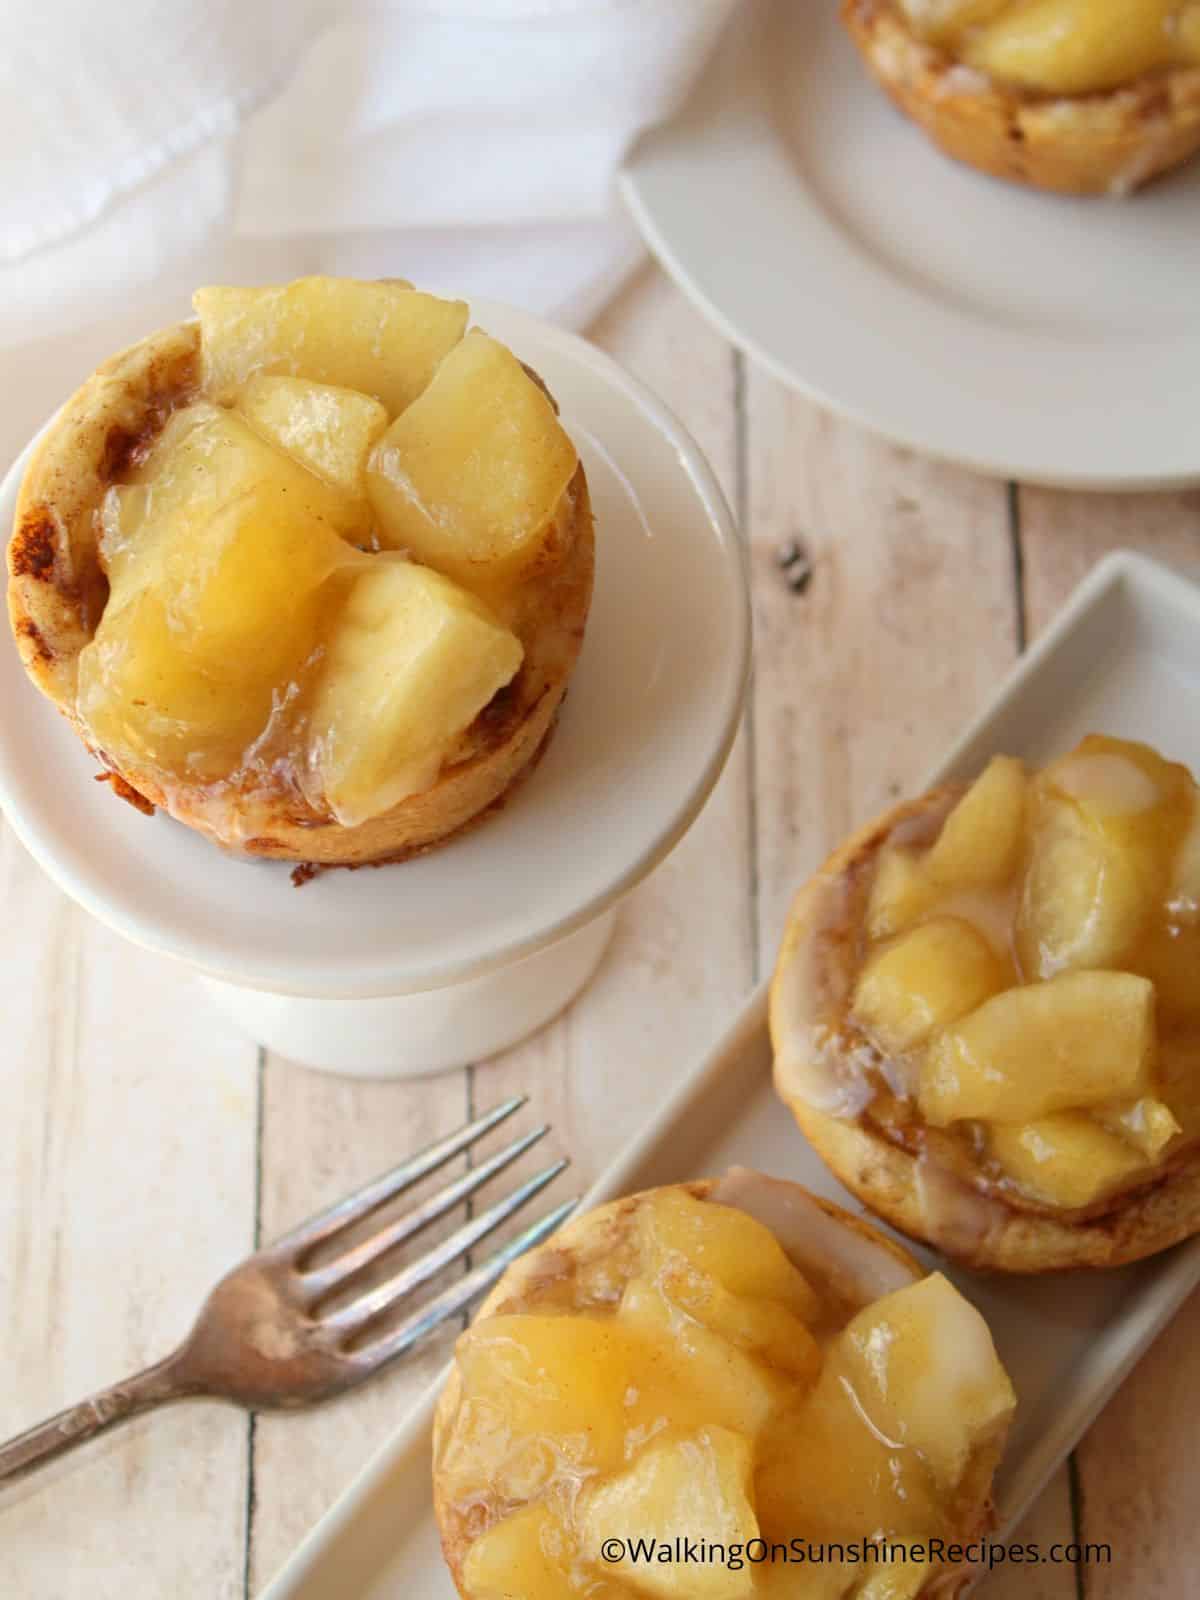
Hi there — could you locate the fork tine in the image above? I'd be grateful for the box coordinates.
[271,1095,528,1256]
[347,1198,579,1370]
[298,1124,551,1297]
[322,1159,569,1334]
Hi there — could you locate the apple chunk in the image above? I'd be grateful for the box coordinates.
[195,276,467,413]
[461,1504,578,1600]
[1017,736,1191,980]
[987,1114,1152,1208]
[1095,1095,1180,1160]
[865,846,938,941]
[443,1313,677,1498]
[578,1428,760,1600]
[658,1272,820,1384]
[755,1374,943,1544]
[852,917,1006,1056]
[80,478,352,780]
[925,756,1027,891]
[237,376,388,499]
[367,329,578,590]
[1016,800,1150,980]
[919,971,1157,1127]
[99,402,364,605]
[962,0,1183,96]
[617,1278,786,1440]
[833,1273,1015,1492]
[443,1305,772,1508]
[634,1189,819,1321]
[308,561,522,826]
[1045,735,1186,821]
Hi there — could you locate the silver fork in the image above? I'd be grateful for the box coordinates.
[0,1095,574,1486]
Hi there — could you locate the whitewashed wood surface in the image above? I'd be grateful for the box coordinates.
[2,265,1199,1598]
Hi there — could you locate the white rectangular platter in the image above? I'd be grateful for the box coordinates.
[262,549,1200,1599]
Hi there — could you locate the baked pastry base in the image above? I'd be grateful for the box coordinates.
[842,0,1200,195]
[432,1175,998,1600]
[8,322,594,865]
[771,790,1200,1272]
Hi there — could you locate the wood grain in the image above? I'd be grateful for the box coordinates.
[741,371,1018,967]
[246,1063,470,1589]
[3,267,1198,1599]
[246,263,753,1587]
[1019,485,1200,636]
[740,367,1079,1598]
[0,823,259,1598]
[468,265,752,1204]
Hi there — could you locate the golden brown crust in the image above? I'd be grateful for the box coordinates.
[9,323,202,706]
[770,789,1200,1273]
[842,0,1200,195]
[6,318,594,865]
[432,1178,993,1600]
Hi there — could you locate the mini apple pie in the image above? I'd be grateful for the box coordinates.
[843,0,1200,194]
[433,1172,1015,1600]
[7,277,593,865]
[771,735,1200,1272]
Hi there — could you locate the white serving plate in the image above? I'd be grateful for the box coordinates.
[0,300,748,1005]
[620,0,1200,490]
[262,550,1200,1597]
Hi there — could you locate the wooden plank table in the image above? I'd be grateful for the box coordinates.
[2,264,1198,1598]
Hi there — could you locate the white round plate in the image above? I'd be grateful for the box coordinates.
[0,300,748,999]
[621,0,1200,490]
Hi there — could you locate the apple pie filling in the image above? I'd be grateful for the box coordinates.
[75,278,579,837]
[789,736,1200,1219]
[435,1183,1014,1600]
[898,0,1200,96]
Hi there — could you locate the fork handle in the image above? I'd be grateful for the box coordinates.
[0,1355,192,1487]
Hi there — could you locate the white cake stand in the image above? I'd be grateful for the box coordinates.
[0,299,749,1078]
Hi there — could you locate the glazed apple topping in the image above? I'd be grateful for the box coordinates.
[75,277,580,831]
[844,735,1200,1213]
[304,561,523,828]
[235,376,389,499]
[437,1188,1014,1600]
[368,329,580,596]
[194,276,468,414]
[897,0,1200,95]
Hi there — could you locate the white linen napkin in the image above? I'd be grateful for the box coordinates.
[0,0,736,467]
